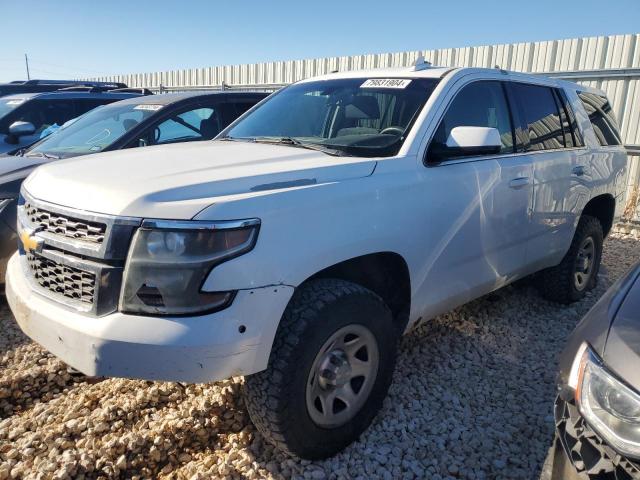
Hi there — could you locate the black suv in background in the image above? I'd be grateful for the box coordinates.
[0,88,149,154]
[0,79,127,98]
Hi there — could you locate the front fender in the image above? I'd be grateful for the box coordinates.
[196,160,420,293]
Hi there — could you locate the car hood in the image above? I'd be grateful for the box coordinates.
[23,141,377,219]
[0,154,48,186]
[602,265,640,391]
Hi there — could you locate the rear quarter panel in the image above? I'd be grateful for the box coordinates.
[564,87,628,224]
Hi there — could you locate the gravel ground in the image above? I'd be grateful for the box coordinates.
[1,231,639,480]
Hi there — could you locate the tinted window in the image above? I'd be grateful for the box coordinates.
[233,101,258,117]
[0,98,25,121]
[0,99,76,135]
[578,92,622,146]
[513,83,564,151]
[154,107,217,144]
[429,80,514,158]
[555,89,584,148]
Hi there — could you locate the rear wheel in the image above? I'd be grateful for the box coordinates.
[537,215,603,304]
[243,278,398,459]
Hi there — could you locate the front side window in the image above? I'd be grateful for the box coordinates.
[224,78,439,158]
[154,107,217,144]
[27,102,155,158]
[428,80,514,160]
[0,99,75,135]
[512,83,565,151]
[578,92,622,146]
[0,98,25,123]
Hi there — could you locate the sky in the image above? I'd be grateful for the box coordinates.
[2,0,639,83]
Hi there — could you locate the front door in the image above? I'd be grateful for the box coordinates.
[414,79,533,317]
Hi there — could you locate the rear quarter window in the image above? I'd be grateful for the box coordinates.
[578,92,622,146]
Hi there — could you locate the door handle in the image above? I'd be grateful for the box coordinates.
[572,165,586,176]
[509,177,530,189]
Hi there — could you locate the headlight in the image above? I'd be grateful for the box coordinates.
[120,218,260,315]
[575,345,640,458]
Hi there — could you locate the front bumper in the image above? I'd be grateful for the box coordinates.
[6,253,294,383]
[553,396,640,479]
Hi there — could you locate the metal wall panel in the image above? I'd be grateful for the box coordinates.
[92,34,640,221]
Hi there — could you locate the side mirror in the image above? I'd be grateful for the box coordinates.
[5,121,36,145]
[9,121,36,137]
[429,126,502,162]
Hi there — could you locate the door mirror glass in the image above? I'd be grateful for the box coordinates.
[9,121,36,136]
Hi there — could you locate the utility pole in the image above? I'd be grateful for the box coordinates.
[24,54,30,80]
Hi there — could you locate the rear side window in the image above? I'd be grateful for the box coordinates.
[555,89,584,148]
[512,83,564,151]
[429,80,514,159]
[578,92,622,146]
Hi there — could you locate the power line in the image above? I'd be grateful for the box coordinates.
[28,58,112,76]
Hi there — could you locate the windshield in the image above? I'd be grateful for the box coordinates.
[0,98,26,119]
[224,77,438,157]
[27,102,160,158]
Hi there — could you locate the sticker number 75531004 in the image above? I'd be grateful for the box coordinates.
[361,79,412,89]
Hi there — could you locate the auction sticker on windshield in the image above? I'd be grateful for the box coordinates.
[361,79,412,89]
[134,104,163,111]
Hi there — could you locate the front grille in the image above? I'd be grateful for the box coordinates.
[25,202,106,244]
[555,397,640,479]
[26,253,96,305]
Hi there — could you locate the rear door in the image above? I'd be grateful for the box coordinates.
[510,82,590,270]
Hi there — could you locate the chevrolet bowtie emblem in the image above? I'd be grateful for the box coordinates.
[20,228,44,254]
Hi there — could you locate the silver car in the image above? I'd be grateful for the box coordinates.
[553,260,640,479]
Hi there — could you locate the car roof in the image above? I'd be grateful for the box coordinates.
[0,91,144,101]
[301,65,593,94]
[109,90,270,107]
[299,65,454,83]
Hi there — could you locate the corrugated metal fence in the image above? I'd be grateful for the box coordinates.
[93,34,640,221]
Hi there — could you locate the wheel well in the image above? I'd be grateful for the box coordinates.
[582,194,615,237]
[307,252,411,331]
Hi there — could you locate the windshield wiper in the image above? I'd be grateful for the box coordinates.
[253,137,350,157]
[25,151,60,160]
[218,135,255,143]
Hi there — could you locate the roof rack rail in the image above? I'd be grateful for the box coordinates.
[16,79,127,87]
[56,85,104,93]
[108,87,154,95]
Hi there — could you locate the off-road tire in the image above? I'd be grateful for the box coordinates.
[537,215,603,304]
[243,278,398,459]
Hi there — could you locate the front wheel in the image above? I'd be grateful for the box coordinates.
[537,215,603,304]
[243,278,398,459]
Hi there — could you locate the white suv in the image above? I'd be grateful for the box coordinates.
[6,64,628,459]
